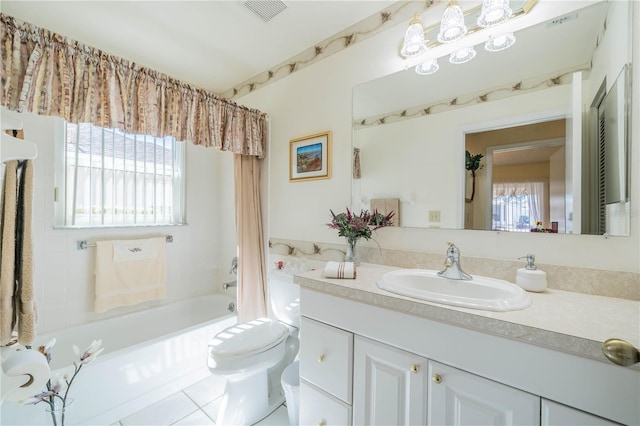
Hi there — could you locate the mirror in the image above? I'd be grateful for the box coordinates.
[352,0,632,235]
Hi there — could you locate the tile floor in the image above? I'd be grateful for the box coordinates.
[111,375,291,426]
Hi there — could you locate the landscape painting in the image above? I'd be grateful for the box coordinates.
[290,131,331,181]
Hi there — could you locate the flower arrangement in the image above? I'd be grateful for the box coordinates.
[327,208,395,241]
[23,339,104,426]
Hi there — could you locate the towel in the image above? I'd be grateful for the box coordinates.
[0,160,37,346]
[94,237,167,313]
[323,261,357,279]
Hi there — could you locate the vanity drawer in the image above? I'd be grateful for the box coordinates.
[300,316,353,404]
[300,379,352,426]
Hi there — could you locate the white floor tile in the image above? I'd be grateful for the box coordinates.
[200,397,223,423]
[172,410,215,426]
[254,405,291,426]
[183,375,226,408]
[120,392,198,426]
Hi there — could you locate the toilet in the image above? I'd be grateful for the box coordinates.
[208,270,300,425]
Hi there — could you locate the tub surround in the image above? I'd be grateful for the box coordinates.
[294,263,640,367]
[270,238,640,300]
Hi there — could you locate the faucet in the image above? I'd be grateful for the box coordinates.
[437,242,472,280]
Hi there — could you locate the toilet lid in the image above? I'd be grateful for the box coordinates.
[209,318,289,358]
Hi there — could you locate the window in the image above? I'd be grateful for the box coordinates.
[492,182,544,232]
[55,123,185,227]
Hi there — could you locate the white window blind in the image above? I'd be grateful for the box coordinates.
[56,123,185,227]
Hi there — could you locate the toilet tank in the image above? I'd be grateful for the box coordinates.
[269,270,300,328]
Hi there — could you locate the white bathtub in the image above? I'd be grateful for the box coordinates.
[1,294,237,425]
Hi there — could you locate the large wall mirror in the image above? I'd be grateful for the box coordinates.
[352,0,632,236]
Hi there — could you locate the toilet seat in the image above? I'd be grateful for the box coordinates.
[209,318,289,359]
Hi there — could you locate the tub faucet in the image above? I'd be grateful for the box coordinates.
[437,242,472,281]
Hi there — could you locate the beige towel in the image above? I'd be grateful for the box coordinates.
[94,237,167,313]
[17,160,36,345]
[1,161,18,345]
[323,261,357,279]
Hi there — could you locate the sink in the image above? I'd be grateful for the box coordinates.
[376,269,531,312]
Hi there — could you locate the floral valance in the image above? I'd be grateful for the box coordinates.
[0,14,267,157]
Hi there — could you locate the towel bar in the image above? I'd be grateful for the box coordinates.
[77,235,173,250]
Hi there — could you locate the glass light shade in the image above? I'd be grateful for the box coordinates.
[415,59,439,75]
[485,32,516,52]
[477,0,513,28]
[449,46,476,64]
[437,1,468,43]
[401,12,427,58]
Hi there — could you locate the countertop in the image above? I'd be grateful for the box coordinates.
[294,263,640,365]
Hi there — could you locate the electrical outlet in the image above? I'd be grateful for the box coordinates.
[428,210,441,222]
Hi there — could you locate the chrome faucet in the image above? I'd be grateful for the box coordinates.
[437,242,472,280]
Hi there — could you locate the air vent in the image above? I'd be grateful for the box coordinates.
[244,0,287,23]
[546,12,578,28]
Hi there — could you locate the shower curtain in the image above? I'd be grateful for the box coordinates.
[0,159,36,346]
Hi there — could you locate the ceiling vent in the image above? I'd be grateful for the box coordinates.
[244,0,287,23]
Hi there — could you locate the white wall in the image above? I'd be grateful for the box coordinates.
[2,108,237,334]
[239,1,640,273]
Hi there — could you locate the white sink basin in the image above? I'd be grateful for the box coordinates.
[376,269,531,312]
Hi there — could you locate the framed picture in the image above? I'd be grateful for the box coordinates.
[289,131,331,182]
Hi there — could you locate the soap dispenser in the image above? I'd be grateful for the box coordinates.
[516,254,547,292]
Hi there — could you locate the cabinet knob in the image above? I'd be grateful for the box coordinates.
[317,355,325,363]
[410,364,420,373]
[603,338,640,366]
[432,373,443,384]
[318,422,326,426]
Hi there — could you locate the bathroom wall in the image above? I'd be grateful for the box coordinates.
[2,108,237,335]
[239,1,640,274]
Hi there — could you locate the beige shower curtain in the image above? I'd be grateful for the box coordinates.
[234,154,267,322]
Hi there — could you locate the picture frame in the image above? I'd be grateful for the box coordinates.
[289,131,332,182]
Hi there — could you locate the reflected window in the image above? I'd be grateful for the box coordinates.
[492,182,544,232]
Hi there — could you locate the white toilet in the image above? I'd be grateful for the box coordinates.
[208,270,300,425]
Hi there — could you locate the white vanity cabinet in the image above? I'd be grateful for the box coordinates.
[298,283,638,426]
[353,336,428,425]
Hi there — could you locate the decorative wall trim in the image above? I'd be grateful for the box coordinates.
[221,1,437,100]
[353,64,591,129]
[269,238,640,301]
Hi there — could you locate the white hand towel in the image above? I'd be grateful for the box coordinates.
[323,261,357,279]
[94,237,166,313]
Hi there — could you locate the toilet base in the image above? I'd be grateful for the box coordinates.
[216,369,285,426]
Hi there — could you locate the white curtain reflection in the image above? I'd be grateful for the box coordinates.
[492,181,544,231]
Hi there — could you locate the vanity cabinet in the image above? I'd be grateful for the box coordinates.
[298,284,637,426]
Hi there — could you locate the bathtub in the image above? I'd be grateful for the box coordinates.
[1,294,237,425]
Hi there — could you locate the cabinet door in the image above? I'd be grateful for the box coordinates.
[300,379,352,426]
[428,361,539,426]
[542,399,621,425]
[353,336,428,426]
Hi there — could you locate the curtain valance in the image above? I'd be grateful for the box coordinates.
[0,14,266,157]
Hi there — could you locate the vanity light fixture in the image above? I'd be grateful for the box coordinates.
[437,0,468,43]
[485,32,516,52]
[401,12,428,58]
[477,0,513,28]
[415,58,439,75]
[449,46,476,64]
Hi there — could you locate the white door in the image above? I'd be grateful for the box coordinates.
[428,361,539,426]
[353,336,428,426]
[542,399,620,425]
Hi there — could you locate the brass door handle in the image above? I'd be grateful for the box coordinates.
[603,338,640,366]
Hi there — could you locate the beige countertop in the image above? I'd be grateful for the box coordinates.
[294,263,640,366]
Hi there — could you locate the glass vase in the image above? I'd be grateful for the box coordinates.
[345,237,361,266]
[45,398,73,426]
